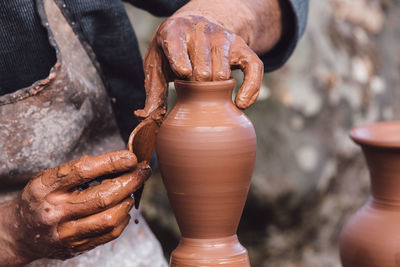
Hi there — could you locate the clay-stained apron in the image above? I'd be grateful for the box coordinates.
[0,0,166,266]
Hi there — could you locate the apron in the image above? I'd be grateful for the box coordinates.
[0,0,167,266]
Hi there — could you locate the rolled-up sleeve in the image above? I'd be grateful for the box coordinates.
[124,0,189,17]
[261,0,309,72]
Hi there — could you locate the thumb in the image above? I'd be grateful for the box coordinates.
[134,42,168,124]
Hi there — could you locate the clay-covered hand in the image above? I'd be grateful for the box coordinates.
[134,15,264,123]
[3,150,150,264]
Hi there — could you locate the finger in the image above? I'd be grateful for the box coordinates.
[41,150,138,189]
[210,33,231,80]
[230,37,264,109]
[72,215,130,252]
[59,197,134,243]
[134,39,168,123]
[62,164,150,219]
[158,27,192,78]
[188,22,212,81]
[61,151,138,190]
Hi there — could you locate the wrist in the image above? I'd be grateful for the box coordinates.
[173,0,253,39]
[0,198,33,266]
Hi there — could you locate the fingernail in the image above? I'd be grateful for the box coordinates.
[235,98,249,109]
[134,109,147,119]
[120,151,138,169]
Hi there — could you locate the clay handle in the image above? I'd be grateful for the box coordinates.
[127,118,159,164]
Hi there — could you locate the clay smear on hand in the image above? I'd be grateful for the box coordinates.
[8,150,150,262]
[135,15,264,123]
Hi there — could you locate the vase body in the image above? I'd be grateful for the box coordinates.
[156,79,256,266]
[340,121,400,267]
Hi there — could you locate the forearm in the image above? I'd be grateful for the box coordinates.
[173,0,282,54]
[0,198,28,267]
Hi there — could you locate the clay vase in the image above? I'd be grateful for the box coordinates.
[340,121,400,267]
[156,79,256,266]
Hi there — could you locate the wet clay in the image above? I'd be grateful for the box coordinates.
[0,150,150,264]
[135,0,282,122]
[340,121,400,267]
[156,79,256,266]
[128,118,159,215]
[128,118,159,164]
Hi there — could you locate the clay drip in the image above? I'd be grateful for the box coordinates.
[156,79,255,266]
[340,121,400,267]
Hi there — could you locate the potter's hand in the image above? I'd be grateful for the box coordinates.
[0,150,150,266]
[135,15,264,123]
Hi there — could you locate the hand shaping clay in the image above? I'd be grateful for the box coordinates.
[156,79,256,266]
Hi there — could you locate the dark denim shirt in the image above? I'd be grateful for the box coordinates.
[0,0,309,140]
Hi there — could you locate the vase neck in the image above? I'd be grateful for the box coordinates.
[174,79,234,105]
[362,146,400,204]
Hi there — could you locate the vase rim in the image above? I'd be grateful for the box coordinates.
[350,121,400,148]
[174,78,235,87]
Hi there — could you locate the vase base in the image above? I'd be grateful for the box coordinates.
[170,235,250,267]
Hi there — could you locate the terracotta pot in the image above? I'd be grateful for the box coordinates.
[156,79,256,266]
[340,121,400,267]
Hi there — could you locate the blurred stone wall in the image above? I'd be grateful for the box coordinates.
[125,1,400,266]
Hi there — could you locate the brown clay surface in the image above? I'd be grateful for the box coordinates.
[171,235,249,267]
[341,121,400,266]
[128,119,159,211]
[128,118,159,164]
[350,120,400,148]
[156,79,256,265]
